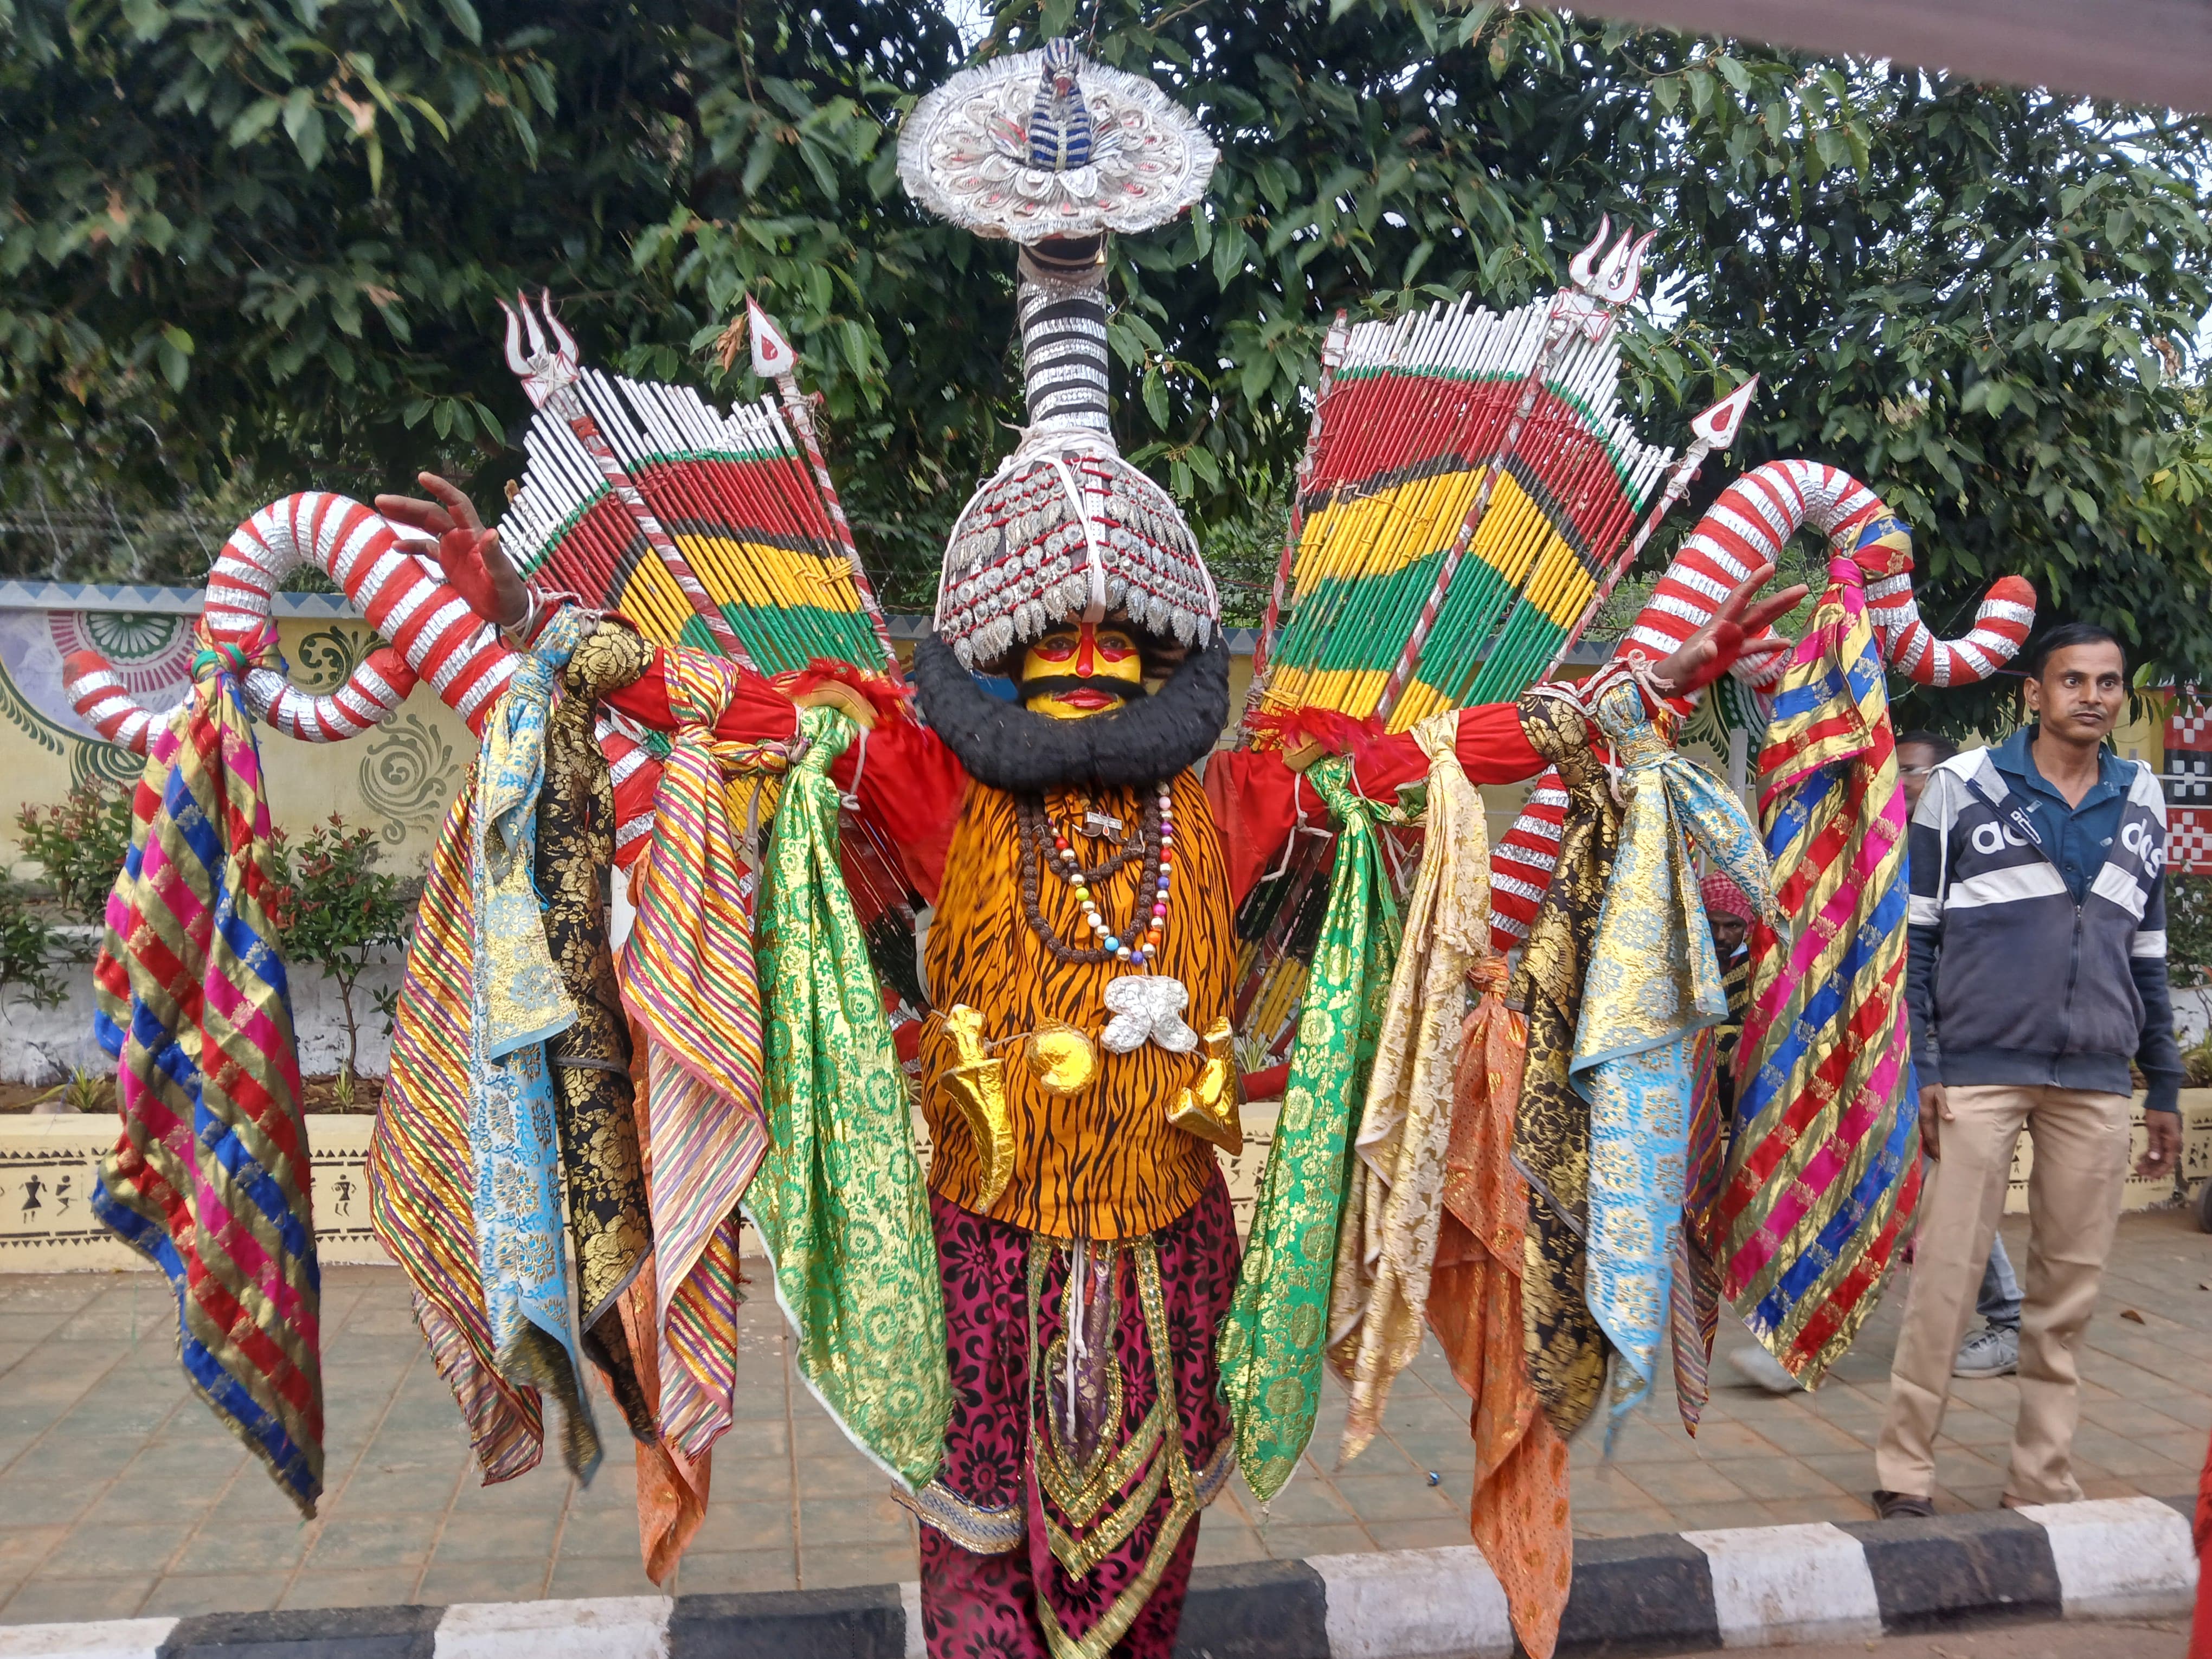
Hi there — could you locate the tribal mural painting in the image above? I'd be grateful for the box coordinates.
[0,590,474,872]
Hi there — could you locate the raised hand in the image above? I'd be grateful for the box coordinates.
[373,473,529,630]
[1651,561,1808,696]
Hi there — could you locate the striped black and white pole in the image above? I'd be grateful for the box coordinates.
[1017,237,1113,436]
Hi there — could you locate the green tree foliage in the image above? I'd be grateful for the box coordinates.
[3,1,2208,713]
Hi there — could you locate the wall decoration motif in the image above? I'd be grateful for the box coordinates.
[359,712,461,845]
[0,1115,389,1270]
[291,625,373,693]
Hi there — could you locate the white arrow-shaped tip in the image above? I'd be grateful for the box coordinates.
[1690,375,1761,449]
[748,297,798,378]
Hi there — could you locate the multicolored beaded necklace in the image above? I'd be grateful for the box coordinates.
[1013,786,1176,966]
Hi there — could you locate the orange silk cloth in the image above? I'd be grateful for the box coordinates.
[919,771,1230,1242]
[1425,956,1572,1659]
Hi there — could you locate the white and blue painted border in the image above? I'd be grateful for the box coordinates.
[2,1495,2194,1659]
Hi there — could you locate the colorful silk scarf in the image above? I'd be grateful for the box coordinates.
[92,633,322,1514]
[1720,553,1922,1382]
[373,766,549,1481]
[1220,758,1404,1502]
[1512,690,1618,1442]
[471,607,600,1479]
[1570,678,1776,1432]
[618,648,776,1464]
[540,628,655,1437]
[750,704,949,1489]
[1671,1023,1726,1436]
[1329,712,1489,1461]
[1426,956,1571,1659]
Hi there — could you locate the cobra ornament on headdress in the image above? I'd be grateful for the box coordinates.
[901,42,1220,670]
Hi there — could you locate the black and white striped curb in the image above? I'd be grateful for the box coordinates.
[5,1495,2195,1658]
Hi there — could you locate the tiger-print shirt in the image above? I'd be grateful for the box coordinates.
[918,769,1231,1242]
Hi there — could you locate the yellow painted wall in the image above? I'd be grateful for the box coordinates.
[1,615,475,884]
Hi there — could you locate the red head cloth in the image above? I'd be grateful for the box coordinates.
[1701,872,1753,923]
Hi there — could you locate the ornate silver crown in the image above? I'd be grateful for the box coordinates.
[898,42,1217,244]
[901,43,1220,671]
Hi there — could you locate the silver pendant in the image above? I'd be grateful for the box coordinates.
[1101,974,1198,1056]
[1081,809,1124,839]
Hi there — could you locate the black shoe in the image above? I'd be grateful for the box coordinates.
[1872,1489,1934,1520]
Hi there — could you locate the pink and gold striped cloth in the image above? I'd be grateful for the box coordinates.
[618,648,780,1463]
[1720,553,1922,1384]
[93,636,324,1514]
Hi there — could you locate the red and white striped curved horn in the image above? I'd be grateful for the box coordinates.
[598,709,659,869]
[1488,769,1568,954]
[63,642,419,754]
[1617,459,2034,689]
[63,658,162,754]
[65,492,520,755]
[1488,459,2037,946]
[1865,570,2037,687]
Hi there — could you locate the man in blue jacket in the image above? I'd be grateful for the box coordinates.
[1874,624,2184,1519]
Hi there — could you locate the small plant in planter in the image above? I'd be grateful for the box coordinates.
[33,1066,113,1114]
[265,817,413,1101]
[0,885,66,1011]
[14,780,134,928]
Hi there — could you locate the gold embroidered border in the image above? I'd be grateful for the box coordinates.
[1036,1335,1150,1529]
[1036,1241,1202,1659]
[889,1478,1026,1555]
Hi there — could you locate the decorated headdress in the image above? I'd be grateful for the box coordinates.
[899,43,1220,671]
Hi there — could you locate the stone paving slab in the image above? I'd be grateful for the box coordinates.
[0,1210,2204,1623]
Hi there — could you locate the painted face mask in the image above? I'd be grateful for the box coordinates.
[1018,621,1146,719]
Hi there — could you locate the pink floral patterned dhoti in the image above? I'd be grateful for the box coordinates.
[902,1174,1238,1659]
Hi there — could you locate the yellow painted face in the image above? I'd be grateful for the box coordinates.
[1019,621,1144,720]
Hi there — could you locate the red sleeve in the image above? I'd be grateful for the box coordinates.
[829,717,968,907]
[1205,749,1310,912]
[603,648,801,744]
[1451,699,1548,782]
[1209,702,1547,910]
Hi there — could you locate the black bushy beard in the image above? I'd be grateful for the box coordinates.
[912,631,1228,794]
[1016,673,1149,709]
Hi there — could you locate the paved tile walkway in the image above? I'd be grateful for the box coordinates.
[0,1211,2204,1623]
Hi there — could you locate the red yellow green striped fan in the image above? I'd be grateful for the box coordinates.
[1246,221,1677,734]
[493,293,896,677]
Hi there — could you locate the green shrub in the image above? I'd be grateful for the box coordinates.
[266,817,412,1085]
[15,781,134,927]
[0,886,66,1010]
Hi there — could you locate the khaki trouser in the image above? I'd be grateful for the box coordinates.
[1875,1083,2132,1504]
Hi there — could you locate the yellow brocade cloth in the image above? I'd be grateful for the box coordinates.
[1328,711,1490,1461]
[1512,689,1618,1441]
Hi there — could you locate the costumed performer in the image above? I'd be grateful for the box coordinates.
[381,421,1797,1659]
[375,43,1802,1654]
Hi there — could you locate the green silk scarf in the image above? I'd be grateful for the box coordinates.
[749,705,951,1490]
[1219,759,1405,1501]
